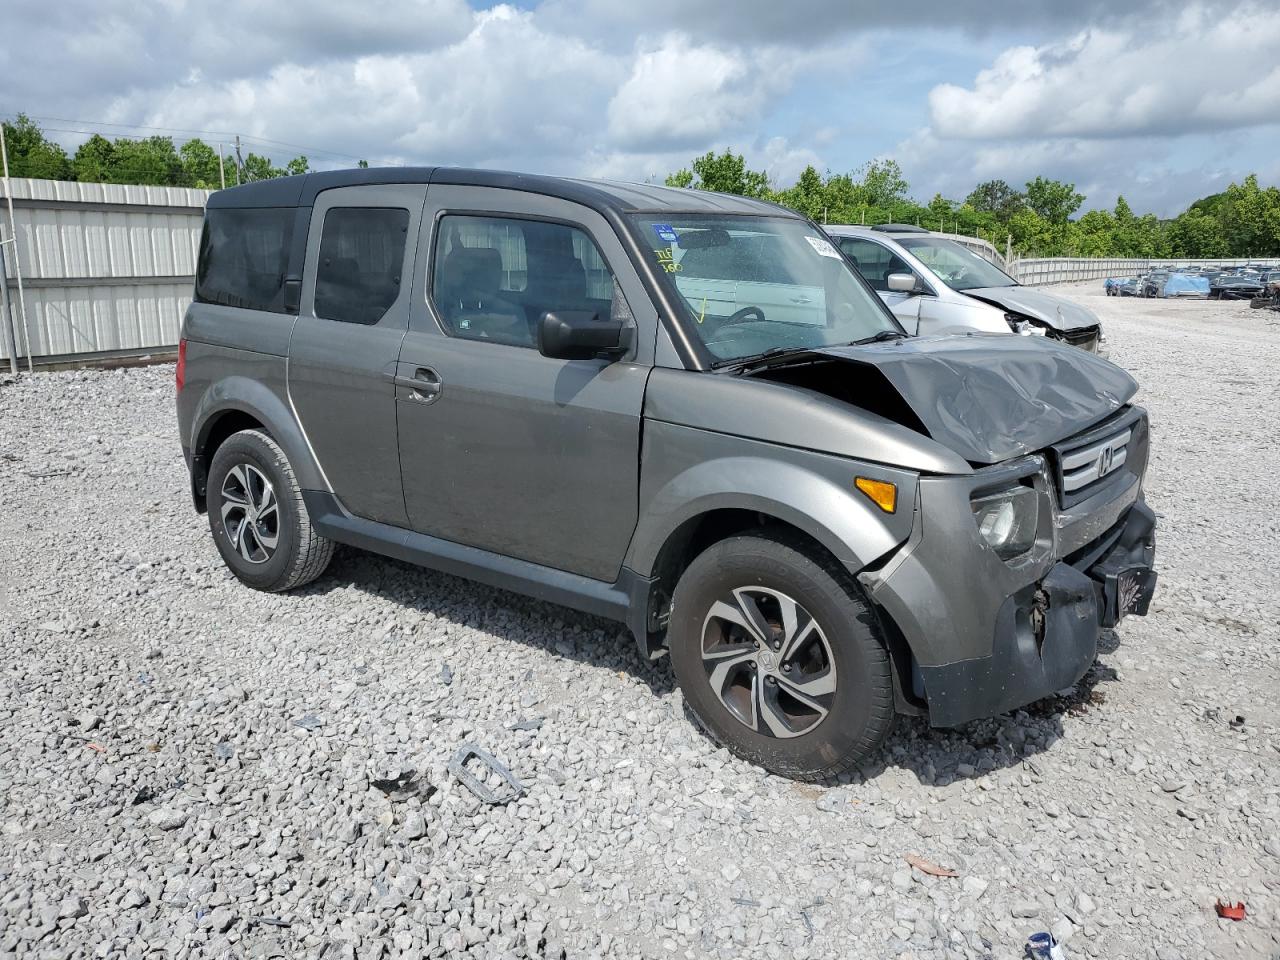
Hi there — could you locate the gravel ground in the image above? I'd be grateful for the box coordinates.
[1,283,1278,960]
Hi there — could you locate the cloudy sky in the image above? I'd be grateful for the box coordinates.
[3,0,1277,215]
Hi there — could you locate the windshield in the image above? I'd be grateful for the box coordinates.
[896,237,1017,291]
[633,215,899,364]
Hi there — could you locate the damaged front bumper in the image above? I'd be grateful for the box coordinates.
[859,414,1157,727]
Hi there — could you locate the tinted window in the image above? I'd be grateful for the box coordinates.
[835,237,906,291]
[195,207,294,312]
[432,215,617,348]
[314,208,410,324]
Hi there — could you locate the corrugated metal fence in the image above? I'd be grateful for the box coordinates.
[1,175,1273,365]
[1011,257,1260,286]
[0,177,210,366]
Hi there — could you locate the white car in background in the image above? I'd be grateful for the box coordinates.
[825,224,1106,353]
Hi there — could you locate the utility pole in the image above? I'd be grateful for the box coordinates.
[217,142,226,190]
[0,121,32,374]
[234,135,244,185]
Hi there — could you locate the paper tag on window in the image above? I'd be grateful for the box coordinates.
[805,235,841,259]
[653,223,679,243]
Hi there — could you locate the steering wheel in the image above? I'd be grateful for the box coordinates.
[720,306,766,326]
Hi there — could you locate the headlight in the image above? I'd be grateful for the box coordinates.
[971,485,1039,559]
[1005,313,1046,336]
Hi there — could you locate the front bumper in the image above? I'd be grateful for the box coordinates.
[859,436,1157,727]
[914,502,1155,726]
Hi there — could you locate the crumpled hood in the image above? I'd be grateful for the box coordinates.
[814,334,1137,464]
[962,285,1100,332]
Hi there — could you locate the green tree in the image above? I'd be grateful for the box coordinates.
[104,136,183,186]
[285,156,310,177]
[925,193,954,229]
[1167,209,1228,258]
[774,165,827,220]
[857,158,908,207]
[179,139,224,188]
[664,168,694,188]
[680,149,771,198]
[819,172,866,221]
[1218,174,1280,256]
[1,113,71,179]
[965,179,1024,224]
[1024,176,1084,224]
[71,134,116,182]
[1074,209,1116,257]
[241,152,286,182]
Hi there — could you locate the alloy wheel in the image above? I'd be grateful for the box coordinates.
[700,587,837,739]
[219,463,280,564]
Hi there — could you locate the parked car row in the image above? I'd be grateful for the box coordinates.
[1105,263,1280,300]
[178,169,1156,781]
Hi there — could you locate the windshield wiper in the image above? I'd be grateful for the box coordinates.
[851,330,908,345]
[711,345,816,371]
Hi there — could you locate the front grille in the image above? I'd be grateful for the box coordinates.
[1050,408,1147,508]
[1054,326,1100,352]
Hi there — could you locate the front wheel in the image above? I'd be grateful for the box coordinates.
[668,532,895,781]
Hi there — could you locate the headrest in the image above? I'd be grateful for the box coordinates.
[442,246,504,298]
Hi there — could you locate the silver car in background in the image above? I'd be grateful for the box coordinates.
[825,224,1106,353]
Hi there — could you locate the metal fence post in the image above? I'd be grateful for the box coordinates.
[0,244,17,375]
[1,124,33,373]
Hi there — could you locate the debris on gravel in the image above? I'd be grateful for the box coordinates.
[0,285,1277,958]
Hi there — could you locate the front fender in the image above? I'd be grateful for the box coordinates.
[626,421,917,578]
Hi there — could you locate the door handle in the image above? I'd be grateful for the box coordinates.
[394,367,442,402]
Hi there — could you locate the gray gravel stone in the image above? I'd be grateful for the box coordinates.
[147,808,188,831]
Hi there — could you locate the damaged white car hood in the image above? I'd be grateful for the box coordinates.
[962,285,1100,333]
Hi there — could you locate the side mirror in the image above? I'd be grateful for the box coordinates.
[537,310,630,361]
[887,272,921,294]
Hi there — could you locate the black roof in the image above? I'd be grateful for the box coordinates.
[206,166,789,216]
[871,223,930,234]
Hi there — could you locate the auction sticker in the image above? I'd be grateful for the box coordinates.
[652,223,680,243]
[805,235,841,259]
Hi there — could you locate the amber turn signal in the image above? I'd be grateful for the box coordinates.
[855,477,897,514]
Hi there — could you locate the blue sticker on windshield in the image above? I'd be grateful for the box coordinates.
[653,223,679,243]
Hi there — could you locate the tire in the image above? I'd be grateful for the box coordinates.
[206,428,335,592]
[668,531,894,781]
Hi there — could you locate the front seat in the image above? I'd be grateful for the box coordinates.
[436,247,529,346]
[524,250,589,334]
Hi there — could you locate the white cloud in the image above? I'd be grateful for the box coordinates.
[606,35,796,151]
[113,6,623,170]
[3,0,1271,217]
[928,4,1280,140]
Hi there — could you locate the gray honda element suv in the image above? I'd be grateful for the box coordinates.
[177,168,1157,781]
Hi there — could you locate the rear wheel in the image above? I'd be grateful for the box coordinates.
[668,532,895,781]
[206,429,334,592]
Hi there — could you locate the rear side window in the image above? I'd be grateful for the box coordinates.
[430,215,617,348]
[195,208,294,312]
[314,208,410,325]
[834,237,896,291]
